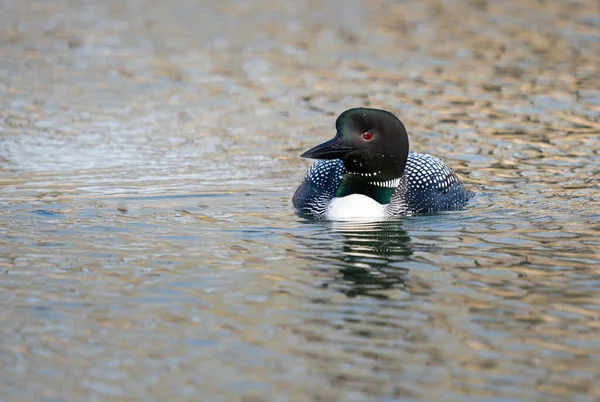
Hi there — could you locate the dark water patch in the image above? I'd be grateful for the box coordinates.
[30,209,63,218]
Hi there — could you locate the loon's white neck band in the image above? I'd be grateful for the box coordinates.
[346,171,402,188]
[369,178,402,188]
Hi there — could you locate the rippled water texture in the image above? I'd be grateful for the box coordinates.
[1,0,600,400]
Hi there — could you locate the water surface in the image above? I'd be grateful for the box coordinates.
[1,0,600,400]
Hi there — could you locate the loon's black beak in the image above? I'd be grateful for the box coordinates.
[300,137,355,159]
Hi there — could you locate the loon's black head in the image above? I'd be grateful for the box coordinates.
[301,108,410,180]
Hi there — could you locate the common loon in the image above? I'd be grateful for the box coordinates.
[293,108,474,220]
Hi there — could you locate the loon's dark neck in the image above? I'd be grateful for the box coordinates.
[335,174,399,204]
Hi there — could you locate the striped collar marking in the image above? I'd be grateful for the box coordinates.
[369,178,401,188]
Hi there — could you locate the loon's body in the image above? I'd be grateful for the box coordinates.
[293,152,473,220]
[293,108,474,220]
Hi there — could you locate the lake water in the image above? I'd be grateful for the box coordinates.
[1,0,600,400]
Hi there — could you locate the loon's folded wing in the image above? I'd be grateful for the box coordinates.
[292,159,345,218]
[389,152,474,215]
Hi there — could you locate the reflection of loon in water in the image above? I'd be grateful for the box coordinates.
[298,221,436,298]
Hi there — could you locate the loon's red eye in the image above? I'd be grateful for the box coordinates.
[362,132,373,141]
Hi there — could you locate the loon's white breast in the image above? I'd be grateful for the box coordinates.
[325,194,387,221]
